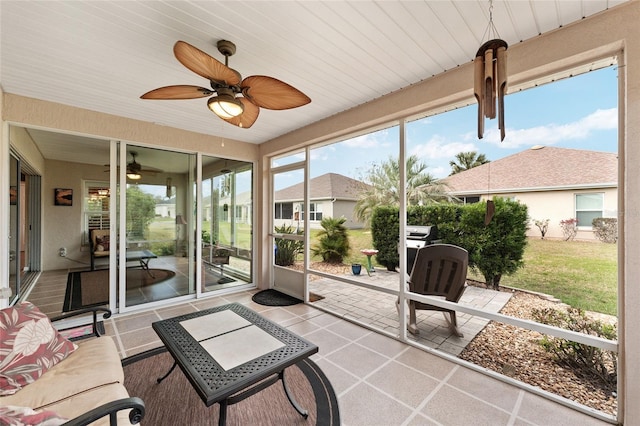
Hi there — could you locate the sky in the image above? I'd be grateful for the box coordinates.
[302,65,618,182]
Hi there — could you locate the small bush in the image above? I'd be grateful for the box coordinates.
[592,218,618,243]
[370,206,400,271]
[532,219,550,239]
[532,306,617,386]
[312,217,350,263]
[151,241,175,256]
[560,218,578,241]
[274,224,304,266]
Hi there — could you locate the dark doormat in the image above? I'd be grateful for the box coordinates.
[252,289,302,306]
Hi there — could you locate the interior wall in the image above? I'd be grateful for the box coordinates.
[42,159,112,270]
[258,2,640,423]
[2,94,259,163]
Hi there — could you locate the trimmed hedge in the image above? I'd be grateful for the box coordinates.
[371,199,529,289]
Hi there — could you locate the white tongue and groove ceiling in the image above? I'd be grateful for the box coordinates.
[0,1,627,153]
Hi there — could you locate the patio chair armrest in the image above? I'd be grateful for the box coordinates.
[62,396,145,426]
[50,307,112,337]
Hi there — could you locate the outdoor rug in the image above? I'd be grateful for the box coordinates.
[252,289,302,306]
[63,268,176,312]
[122,347,340,426]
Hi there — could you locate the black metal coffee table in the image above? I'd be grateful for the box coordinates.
[152,303,319,425]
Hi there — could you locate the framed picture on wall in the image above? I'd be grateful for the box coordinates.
[54,188,73,206]
[9,186,17,205]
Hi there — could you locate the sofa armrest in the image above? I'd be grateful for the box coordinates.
[50,307,112,338]
[62,396,145,426]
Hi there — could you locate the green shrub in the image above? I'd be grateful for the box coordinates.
[151,241,175,256]
[370,206,400,271]
[407,204,463,244]
[592,218,618,243]
[532,306,617,386]
[312,217,350,263]
[370,199,528,288]
[274,224,304,266]
[457,198,528,289]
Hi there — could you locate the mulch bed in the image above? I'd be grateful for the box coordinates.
[459,284,617,415]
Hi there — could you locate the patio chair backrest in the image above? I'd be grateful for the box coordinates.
[408,244,468,303]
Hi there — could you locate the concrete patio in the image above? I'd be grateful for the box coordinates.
[308,268,513,356]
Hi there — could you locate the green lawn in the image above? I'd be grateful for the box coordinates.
[489,238,617,316]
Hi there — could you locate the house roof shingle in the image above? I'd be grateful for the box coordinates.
[442,146,617,194]
[274,173,364,201]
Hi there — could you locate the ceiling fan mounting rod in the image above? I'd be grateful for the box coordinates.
[217,40,236,63]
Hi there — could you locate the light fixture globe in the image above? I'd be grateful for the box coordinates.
[207,88,244,119]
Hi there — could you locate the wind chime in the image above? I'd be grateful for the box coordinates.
[474,0,508,142]
[474,0,508,224]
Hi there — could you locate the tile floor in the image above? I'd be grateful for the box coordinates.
[26,270,611,425]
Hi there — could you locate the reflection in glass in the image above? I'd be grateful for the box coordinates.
[201,156,253,292]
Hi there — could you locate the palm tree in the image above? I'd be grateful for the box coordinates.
[449,151,489,175]
[354,155,451,225]
[311,217,351,263]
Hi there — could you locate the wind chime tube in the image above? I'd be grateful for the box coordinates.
[497,45,508,141]
[484,49,495,119]
[474,56,485,139]
[474,39,508,141]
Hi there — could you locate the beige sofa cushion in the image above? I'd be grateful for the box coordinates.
[0,337,123,409]
[44,382,131,426]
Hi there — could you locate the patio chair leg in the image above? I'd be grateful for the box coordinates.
[408,303,419,335]
[443,312,463,338]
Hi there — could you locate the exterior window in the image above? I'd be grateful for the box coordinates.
[84,181,110,245]
[301,203,322,221]
[575,193,604,228]
[462,196,480,204]
[310,203,322,221]
[275,202,293,220]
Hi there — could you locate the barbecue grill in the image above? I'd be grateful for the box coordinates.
[406,225,439,272]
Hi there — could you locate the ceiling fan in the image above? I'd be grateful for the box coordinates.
[140,40,311,129]
[105,152,162,180]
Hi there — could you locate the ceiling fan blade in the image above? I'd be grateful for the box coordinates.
[141,85,213,100]
[219,98,260,129]
[240,76,311,110]
[174,41,241,86]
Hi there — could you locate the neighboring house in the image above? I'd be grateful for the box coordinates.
[274,173,367,230]
[441,146,617,241]
[155,200,175,218]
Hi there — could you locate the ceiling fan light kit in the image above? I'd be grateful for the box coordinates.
[207,87,244,118]
[141,39,311,128]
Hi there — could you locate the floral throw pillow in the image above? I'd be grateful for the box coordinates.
[95,235,110,252]
[0,405,67,426]
[0,302,78,396]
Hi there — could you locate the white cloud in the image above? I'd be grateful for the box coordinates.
[410,135,477,160]
[482,108,617,148]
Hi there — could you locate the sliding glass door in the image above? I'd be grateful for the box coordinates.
[120,145,197,309]
[201,156,253,292]
[8,153,20,305]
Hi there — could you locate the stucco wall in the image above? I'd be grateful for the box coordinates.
[481,188,618,241]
